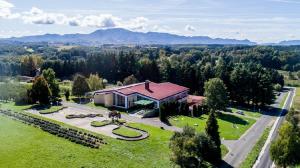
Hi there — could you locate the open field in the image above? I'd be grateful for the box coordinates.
[169,113,256,140]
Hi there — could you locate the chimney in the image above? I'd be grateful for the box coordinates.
[145,80,150,90]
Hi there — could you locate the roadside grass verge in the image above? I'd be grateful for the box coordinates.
[169,113,256,140]
[240,127,271,168]
[293,87,300,111]
[221,144,229,158]
[112,126,142,138]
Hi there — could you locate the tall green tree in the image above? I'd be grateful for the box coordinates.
[205,111,222,165]
[87,73,104,91]
[169,126,214,168]
[42,68,60,98]
[31,76,52,105]
[72,74,91,97]
[204,78,228,111]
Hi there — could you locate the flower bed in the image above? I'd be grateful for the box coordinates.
[66,113,103,119]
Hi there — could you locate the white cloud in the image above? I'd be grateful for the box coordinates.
[13,7,148,30]
[185,24,196,32]
[0,0,14,18]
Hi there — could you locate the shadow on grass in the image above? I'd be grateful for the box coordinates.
[217,113,249,125]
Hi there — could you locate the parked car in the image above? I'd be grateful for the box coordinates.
[236,110,244,115]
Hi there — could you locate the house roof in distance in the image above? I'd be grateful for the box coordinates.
[94,81,189,101]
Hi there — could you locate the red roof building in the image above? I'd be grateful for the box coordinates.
[94,81,189,109]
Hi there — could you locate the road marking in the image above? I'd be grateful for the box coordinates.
[253,90,291,168]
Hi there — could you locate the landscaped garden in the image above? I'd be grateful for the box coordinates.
[169,113,256,140]
[112,126,142,138]
[0,114,174,168]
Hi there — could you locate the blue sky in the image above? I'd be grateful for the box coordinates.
[0,0,300,43]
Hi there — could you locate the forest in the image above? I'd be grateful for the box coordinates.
[1,43,299,106]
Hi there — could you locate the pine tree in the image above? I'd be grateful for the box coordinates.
[205,110,221,165]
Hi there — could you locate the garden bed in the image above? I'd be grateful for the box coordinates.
[112,126,142,138]
[91,120,111,127]
[66,113,103,119]
[39,106,66,114]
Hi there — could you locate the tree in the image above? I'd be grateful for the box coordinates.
[204,78,228,111]
[270,122,300,168]
[31,76,52,105]
[123,74,139,85]
[87,73,104,91]
[205,111,222,165]
[169,126,214,168]
[72,74,90,98]
[20,55,43,76]
[65,90,70,101]
[273,83,282,92]
[42,68,60,98]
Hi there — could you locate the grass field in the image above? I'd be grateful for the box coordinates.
[0,115,174,168]
[113,126,142,137]
[240,127,271,168]
[169,113,256,140]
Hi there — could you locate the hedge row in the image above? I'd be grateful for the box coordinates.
[0,110,106,148]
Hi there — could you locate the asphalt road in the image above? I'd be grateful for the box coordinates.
[222,90,288,168]
[254,87,295,168]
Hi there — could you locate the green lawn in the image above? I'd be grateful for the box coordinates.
[169,113,256,140]
[240,127,271,168]
[0,114,174,168]
[0,102,32,112]
[113,126,142,137]
[230,108,262,118]
[39,106,65,114]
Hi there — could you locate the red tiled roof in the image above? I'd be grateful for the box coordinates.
[187,95,205,106]
[95,81,189,100]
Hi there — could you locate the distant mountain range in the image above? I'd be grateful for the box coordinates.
[0,28,256,45]
[2,28,300,46]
